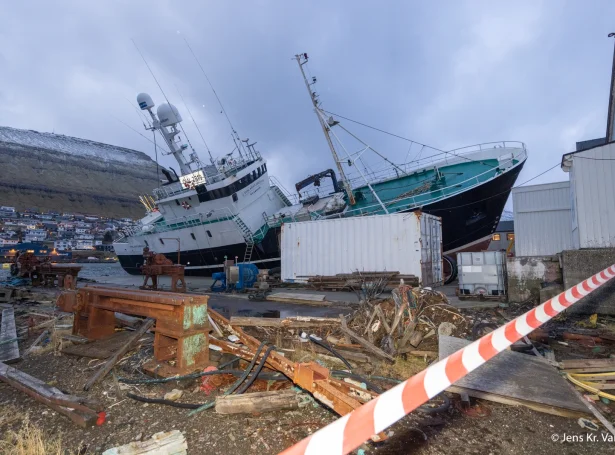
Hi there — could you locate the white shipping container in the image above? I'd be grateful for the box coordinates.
[457,251,506,296]
[281,212,442,286]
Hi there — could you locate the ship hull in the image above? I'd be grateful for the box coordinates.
[116,228,281,275]
[420,160,525,253]
[116,162,524,276]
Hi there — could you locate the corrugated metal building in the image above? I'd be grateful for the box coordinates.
[512,181,573,256]
[562,142,615,249]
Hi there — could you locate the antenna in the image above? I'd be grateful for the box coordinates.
[132,39,173,106]
[175,84,215,164]
[294,53,356,205]
[183,37,246,159]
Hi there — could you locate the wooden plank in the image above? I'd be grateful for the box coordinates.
[0,308,19,363]
[560,358,615,370]
[23,330,49,357]
[83,318,155,391]
[230,316,340,328]
[215,390,299,414]
[0,362,100,427]
[62,331,137,359]
[439,335,589,416]
[270,292,325,301]
[102,430,187,455]
[340,315,394,363]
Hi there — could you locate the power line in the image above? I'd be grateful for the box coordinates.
[571,155,615,161]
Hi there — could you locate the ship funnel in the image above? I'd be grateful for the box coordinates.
[137,93,155,111]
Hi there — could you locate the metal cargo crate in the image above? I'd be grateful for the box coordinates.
[457,251,506,296]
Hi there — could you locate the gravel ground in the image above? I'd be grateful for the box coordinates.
[1,288,614,454]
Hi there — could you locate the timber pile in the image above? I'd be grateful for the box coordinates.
[306,271,419,291]
[344,286,470,357]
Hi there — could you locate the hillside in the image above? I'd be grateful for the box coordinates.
[0,126,161,218]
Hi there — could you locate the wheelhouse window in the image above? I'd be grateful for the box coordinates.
[492,234,501,241]
[507,233,515,241]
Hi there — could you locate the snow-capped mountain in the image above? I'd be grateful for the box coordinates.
[0,126,160,218]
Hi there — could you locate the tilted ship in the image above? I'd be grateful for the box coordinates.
[114,54,527,277]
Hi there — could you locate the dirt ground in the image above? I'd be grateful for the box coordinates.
[1,289,615,454]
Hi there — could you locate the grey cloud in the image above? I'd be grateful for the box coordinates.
[1,0,614,205]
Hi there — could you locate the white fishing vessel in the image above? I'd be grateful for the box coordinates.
[113,93,291,274]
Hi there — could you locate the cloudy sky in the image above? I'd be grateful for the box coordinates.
[2,1,615,206]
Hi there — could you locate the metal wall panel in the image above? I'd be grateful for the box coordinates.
[281,212,442,286]
[569,143,615,248]
[512,181,573,256]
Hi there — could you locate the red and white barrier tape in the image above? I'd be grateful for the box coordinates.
[280,264,615,455]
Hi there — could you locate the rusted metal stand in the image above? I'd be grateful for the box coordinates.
[57,286,209,376]
[208,309,385,438]
[140,248,186,293]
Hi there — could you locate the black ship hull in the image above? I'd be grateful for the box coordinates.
[420,161,525,253]
[117,228,282,276]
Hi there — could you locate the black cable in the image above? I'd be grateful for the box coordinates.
[235,345,276,395]
[118,357,239,384]
[309,336,353,371]
[126,393,202,409]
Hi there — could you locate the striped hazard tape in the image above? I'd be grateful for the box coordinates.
[280,264,615,455]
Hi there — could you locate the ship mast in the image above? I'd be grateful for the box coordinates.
[294,53,356,205]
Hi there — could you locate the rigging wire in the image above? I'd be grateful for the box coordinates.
[111,114,169,155]
[175,84,215,164]
[132,39,172,106]
[322,109,497,168]
[183,37,246,158]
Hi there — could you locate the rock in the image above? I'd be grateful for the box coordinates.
[438,322,456,337]
[164,389,183,401]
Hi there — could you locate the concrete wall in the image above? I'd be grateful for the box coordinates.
[562,248,615,315]
[507,256,562,303]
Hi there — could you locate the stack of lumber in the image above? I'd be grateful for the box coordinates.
[305,271,419,291]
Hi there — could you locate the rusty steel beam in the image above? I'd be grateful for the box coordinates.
[56,286,210,376]
[208,309,381,422]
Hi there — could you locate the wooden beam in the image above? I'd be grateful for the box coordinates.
[23,330,49,357]
[83,318,155,391]
[560,358,615,370]
[229,316,340,328]
[0,362,100,427]
[0,308,19,363]
[101,430,186,455]
[339,315,394,363]
[215,390,299,414]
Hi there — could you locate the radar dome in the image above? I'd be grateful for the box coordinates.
[137,93,155,110]
[157,103,183,127]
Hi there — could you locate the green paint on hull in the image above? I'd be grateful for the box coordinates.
[350,159,513,214]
